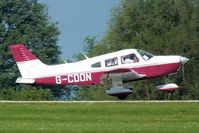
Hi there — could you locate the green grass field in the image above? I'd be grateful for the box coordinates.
[0,102,198,133]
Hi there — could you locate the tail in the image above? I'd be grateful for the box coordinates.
[9,44,47,84]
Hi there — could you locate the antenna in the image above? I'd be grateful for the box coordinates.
[80,52,89,59]
[62,59,68,64]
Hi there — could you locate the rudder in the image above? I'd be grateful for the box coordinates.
[9,44,37,62]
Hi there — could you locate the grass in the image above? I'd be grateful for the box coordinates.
[0,102,198,133]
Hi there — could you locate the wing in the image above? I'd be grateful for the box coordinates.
[101,68,146,86]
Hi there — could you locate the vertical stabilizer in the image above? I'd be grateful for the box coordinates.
[9,44,47,79]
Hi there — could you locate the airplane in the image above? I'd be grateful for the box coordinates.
[9,44,189,99]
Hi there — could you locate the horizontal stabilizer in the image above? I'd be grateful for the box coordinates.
[16,77,35,84]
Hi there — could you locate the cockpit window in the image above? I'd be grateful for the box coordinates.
[121,53,139,64]
[137,49,154,61]
[105,57,118,67]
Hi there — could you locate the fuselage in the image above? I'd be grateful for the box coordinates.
[10,44,189,99]
[29,49,182,85]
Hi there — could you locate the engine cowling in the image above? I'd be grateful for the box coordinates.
[156,83,179,92]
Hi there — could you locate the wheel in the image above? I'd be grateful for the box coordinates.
[117,95,128,100]
[168,90,175,93]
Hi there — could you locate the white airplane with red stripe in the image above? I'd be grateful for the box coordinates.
[9,44,189,99]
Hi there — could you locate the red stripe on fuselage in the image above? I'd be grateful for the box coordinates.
[35,72,103,85]
[34,62,181,85]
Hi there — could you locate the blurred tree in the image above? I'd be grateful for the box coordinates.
[0,85,53,100]
[0,0,68,100]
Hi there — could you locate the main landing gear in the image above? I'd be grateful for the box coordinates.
[106,85,133,100]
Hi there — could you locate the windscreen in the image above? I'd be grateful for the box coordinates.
[137,49,154,61]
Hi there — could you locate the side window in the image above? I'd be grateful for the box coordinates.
[91,62,101,68]
[121,53,139,64]
[105,57,118,67]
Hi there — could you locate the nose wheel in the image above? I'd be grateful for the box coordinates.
[156,75,179,100]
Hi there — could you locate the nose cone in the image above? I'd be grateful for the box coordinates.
[180,56,189,64]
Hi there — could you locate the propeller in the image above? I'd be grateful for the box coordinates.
[180,56,189,82]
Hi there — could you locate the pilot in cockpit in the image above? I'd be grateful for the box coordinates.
[122,54,139,64]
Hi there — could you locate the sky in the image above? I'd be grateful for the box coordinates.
[38,0,121,60]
